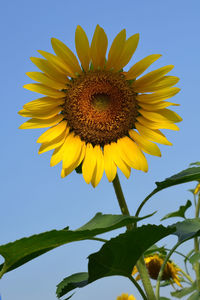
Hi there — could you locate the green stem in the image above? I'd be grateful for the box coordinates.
[88,237,108,243]
[135,189,159,217]
[128,275,148,300]
[155,242,181,299]
[194,192,200,291]
[112,174,130,216]
[112,174,156,300]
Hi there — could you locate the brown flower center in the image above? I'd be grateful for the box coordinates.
[146,259,174,281]
[63,71,138,146]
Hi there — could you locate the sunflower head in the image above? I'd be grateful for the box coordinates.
[132,254,182,287]
[117,293,136,300]
[19,25,181,187]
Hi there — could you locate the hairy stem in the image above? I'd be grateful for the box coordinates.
[112,174,156,300]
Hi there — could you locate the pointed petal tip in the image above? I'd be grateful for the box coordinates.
[135,33,140,40]
[18,123,27,129]
[18,110,23,116]
[76,25,83,31]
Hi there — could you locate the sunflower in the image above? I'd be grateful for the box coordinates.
[132,254,182,287]
[19,25,181,187]
[117,293,136,300]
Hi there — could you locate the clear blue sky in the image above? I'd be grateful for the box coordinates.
[0,0,200,299]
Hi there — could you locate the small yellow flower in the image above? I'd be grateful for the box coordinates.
[19,25,181,187]
[132,254,182,287]
[194,183,200,194]
[117,293,136,300]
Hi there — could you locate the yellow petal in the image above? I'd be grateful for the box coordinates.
[134,76,179,93]
[194,183,200,195]
[24,83,66,98]
[51,38,82,75]
[135,122,172,145]
[30,57,69,84]
[62,134,84,169]
[50,143,65,167]
[137,116,179,130]
[136,87,180,103]
[38,130,67,154]
[129,130,161,157]
[125,54,162,80]
[26,72,66,89]
[114,33,139,71]
[61,144,86,178]
[91,145,104,187]
[110,142,131,178]
[139,108,182,123]
[82,143,97,184]
[38,50,72,77]
[157,108,182,123]
[132,266,138,276]
[65,143,86,176]
[106,29,126,70]
[37,121,68,143]
[139,101,179,111]
[117,137,148,172]
[103,144,117,182]
[132,65,174,88]
[90,25,108,70]
[75,25,90,71]
[23,97,65,112]
[18,106,62,119]
[19,114,64,129]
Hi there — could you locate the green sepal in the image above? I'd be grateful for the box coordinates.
[171,282,196,298]
[75,162,82,174]
[144,244,167,257]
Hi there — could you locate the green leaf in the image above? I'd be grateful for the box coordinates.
[136,166,200,217]
[161,200,192,221]
[0,213,151,278]
[56,272,88,298]
[159,297,171,300]
[190,162,200,166]
[88,225,174,282]
[189,252,200,265]
[188,189,195,194]
[56,225,174,299]
[172,218,200,242]
[144,244,167,256]
[171,282,196,298]
[155,166,200,191]
[187,291,200,300]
